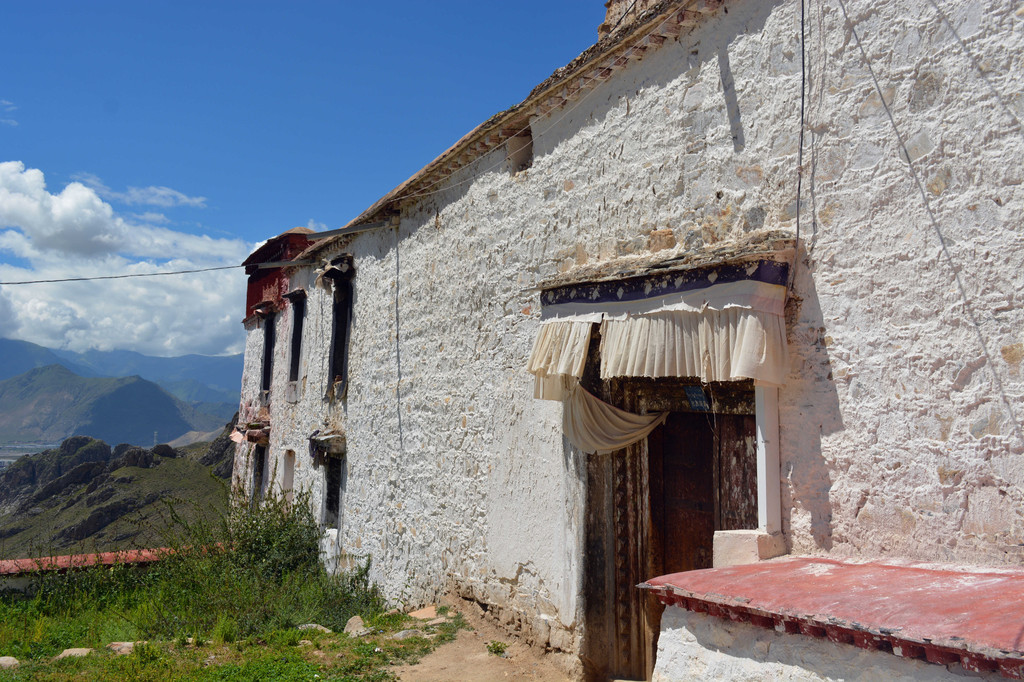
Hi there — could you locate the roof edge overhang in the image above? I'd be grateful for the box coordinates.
[305,0,725,258]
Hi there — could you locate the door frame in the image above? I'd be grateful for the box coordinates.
[580,377,763,681]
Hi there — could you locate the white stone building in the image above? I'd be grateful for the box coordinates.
[233,1,1024,679]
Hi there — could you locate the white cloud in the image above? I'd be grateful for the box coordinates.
[0,161,252,356]
[1,100,18,127]
[306,219,328,231]
[131,211,171,224]
[74,171,207,208]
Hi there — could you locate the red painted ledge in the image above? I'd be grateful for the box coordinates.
[0,548,169,576]
[641,556,1024,679]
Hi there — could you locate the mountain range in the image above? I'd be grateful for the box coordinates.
[0,338,243,447]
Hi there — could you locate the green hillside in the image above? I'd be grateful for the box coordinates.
[0,433,233,559]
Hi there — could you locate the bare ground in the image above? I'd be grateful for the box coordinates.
[391,596,574,682]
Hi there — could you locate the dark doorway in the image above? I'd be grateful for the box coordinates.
[581,380,756,681]
[649,411,757,576]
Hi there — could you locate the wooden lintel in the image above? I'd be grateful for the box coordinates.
[692,0,723,14]
[674,9,700,26]
[627,45,648,60]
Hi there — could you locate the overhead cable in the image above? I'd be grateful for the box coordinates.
[0,264,242,286]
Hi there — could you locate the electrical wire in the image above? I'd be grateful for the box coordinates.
[834,0,1023,445]
[792,0,807,293]
[0,264,242,286]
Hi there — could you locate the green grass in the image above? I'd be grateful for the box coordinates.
[0,492,466,680]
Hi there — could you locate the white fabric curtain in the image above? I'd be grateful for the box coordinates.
[563,382,668,455]
[526,320,593,400]
[599,307,789,387]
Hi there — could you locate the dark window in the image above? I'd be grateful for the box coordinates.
[507,129,533,172]
[324,456,343,528]
[287,292,306,382]
[329,279,353,389]
[251,445,268,503]
[261,313,276,392]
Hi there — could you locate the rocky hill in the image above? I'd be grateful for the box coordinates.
[0,364,227,446]
[0,430,235,559]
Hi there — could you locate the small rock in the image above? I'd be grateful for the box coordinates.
[409,605,437,620]
[426,617,447,627]
[385,608,400,616]
[344,615,371,638]
[0,656,18,669]
[298,623,332,633]
[107,642,139,656]
[55,648,93,660]
[391,629,424,640]
[298,639,313,647]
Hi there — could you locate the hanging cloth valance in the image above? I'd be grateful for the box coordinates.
[525,256,789,454]
[563,382,668,455]
[526,320,594,400]
[526,272,789,394]
[599,307,788,386]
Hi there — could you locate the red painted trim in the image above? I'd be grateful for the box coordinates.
[642,557,1024,679]
[0,548,169,576]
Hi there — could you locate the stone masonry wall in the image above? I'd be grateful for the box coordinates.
[234,0,1024,665]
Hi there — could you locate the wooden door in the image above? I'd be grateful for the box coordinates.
[649,413,715,575]
[581,385,757,682]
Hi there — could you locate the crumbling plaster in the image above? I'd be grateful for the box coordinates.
[234,0,1024,663]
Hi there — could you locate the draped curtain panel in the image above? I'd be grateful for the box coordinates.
[562,382,669,455]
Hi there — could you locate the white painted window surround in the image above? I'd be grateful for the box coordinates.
[754,384,781,534]
[713,384,785,567]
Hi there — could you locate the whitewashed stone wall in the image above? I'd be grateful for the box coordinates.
[653,607,999,681]
[234,0,1024,665]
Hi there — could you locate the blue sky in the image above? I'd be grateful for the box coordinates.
[0,1,604,356]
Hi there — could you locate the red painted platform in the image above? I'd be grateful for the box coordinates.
[642,556,1024,678]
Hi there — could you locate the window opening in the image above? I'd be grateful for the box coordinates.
[330,279,353,390]
[252,445,268,503]
[506,129,533,172]
[282,449,296,505]
[260,313,276,392]
[286,292,306,383]
[324,456,343,529]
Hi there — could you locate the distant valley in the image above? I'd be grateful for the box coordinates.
[0,338,242,448]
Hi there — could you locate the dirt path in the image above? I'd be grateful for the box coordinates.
[391,596,573,682]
